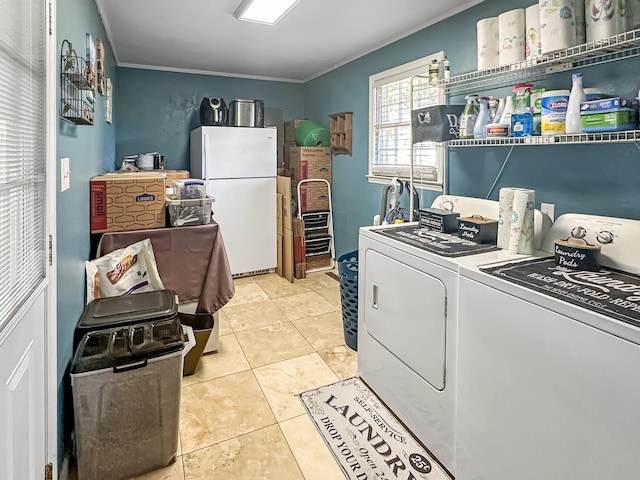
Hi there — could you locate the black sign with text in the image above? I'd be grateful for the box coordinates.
[482,257,640,327]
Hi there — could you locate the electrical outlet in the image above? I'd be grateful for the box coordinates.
[541,202,555,221]
[61,158,70,192]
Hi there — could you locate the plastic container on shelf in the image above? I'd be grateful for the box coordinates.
[172,179,206,200]
[166,195,214,227]
[566,73,586,134]
[511,83,534,137]
[541,90,570,136]
[459,95,479,139]
[338,251,359,351]
[473,97,491,139]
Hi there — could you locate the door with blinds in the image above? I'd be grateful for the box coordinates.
[0,0,54,479]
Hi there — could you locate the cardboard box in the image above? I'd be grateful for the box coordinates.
[284,119,306,145]
[90,173,165,233]
[285,147,331,186]
[106,170,190,190]
[299,183,330,213]
[276,233,283,277]
[283,228,294,283]
[276,176,293,230]
[276,193,283,235]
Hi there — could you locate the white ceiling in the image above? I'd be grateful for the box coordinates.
[95,0,484,83]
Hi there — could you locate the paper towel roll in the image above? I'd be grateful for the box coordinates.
[575,0,586,44]
[499,9,526,66]
[498,187,536,253]
[540,0,577,53]
[477,17,500,70]
[628,0,640,31]
[509,189,536,254]
[497,188,515,250]
[586,0,627,43]
[526,4,542,60]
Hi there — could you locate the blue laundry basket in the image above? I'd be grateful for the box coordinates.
[338,251,359,351]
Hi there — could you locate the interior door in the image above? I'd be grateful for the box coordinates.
[0,0,54,478]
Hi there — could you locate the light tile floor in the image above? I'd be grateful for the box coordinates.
[131,271,357,480]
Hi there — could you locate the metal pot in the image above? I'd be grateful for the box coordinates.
[228,99,265,127]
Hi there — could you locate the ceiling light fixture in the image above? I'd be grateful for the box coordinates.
[233,0,301,25]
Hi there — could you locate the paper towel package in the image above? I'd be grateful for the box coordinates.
[585,0,626,43]
[477,17,500,70]
[525,4,541,60]
[498,187,536,254]
[498,8,525,66]
[540,0,577,54]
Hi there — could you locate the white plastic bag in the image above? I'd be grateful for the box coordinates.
[85,238,164,302]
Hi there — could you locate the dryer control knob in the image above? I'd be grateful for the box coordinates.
[571,226,587,239]
[596,230,614,244]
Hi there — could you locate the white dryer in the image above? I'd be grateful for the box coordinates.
[457,214,640,480]
[357,195,550,475]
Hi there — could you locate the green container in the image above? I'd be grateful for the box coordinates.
[580,110,637,133]
[295,120,330,147]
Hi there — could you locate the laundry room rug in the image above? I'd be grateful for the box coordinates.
[298,377,451,480]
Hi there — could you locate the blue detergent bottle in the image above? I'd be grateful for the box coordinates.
[511,83,534,137]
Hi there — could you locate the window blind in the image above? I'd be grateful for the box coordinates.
[369,53,444,188]
[0,0,47,330]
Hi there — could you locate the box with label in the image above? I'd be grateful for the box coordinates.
[298,183,330,213]
[90,173,165,233]
[285,146,331,185]
[580,110,637,133]
[284,119,306,145]
[580,97,638,113]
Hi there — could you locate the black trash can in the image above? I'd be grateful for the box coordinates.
[338,250,358,351]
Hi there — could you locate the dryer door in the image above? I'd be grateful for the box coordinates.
[363,250,447,390]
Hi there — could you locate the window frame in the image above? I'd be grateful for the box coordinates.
[368,52,447,192]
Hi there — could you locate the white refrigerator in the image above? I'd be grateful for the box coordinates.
[190,126,277,276]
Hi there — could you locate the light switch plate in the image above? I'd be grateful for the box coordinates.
[61,158,70,192]
[541,202,555,222]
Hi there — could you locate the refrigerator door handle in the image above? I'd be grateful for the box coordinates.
[202,132,207,180]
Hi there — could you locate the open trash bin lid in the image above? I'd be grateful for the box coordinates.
[74,289,178,351]
[71,317,186,374]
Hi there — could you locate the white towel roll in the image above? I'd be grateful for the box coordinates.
[586,0,627,42]
[498,188,516,250]
[477,17,500,70]
[509,189,536,254]
[525,4,542,60]
[499,9,526,66]
[540,0,577,53]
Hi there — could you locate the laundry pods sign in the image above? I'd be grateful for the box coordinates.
[298,377,451,480]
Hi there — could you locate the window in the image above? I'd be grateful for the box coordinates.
[368,52,446,191]
[0,0,47,330]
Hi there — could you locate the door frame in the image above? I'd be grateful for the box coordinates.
[45,0,58,475]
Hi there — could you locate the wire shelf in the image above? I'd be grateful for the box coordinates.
[448,130,640,147]
[60,39,95,125]
[441,29,640,94]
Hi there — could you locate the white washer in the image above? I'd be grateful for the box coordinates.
[358,195,550,475]
[457,214,640,480]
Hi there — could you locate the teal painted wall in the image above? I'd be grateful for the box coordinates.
[56,0,117,464]
[304,0,640,258]
[115,68,305,170]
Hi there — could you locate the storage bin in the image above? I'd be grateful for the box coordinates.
[166,195,214,226]
[172,179,206,199]
[338,250,359,351]
[71,320,195,480]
